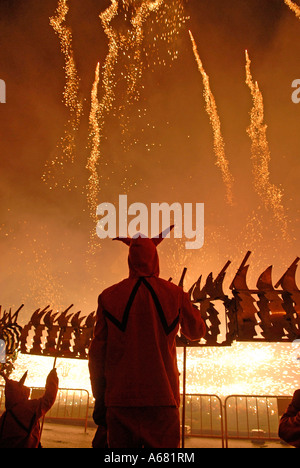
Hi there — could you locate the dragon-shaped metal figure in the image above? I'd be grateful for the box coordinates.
[1,253,299,362]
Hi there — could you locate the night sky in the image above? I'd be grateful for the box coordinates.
[0,0,299,322]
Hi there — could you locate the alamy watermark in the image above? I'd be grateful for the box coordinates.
[0,339,6,364]
[292,339,300,362]
[291,79,300,104]
[96,195,204,250]
[0,79,6,103]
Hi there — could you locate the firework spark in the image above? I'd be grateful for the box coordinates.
[85,1,119,243]
[11,341,300,398]
[245,51,289,240]
[143,0,189,69]
[43,0,83,189]
[87,62,101,226]
[50,0,82,117]
[86,0,182,227]
[284,0,300,19]
[189,30,234,206]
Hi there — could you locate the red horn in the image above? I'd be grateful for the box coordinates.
[19,371,28,386]
[113,237,131,246]
[151,225,175,246]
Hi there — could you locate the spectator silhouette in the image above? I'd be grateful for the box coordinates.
[0,369,58,448]
[279,389,300,448]
[89,227,206,448]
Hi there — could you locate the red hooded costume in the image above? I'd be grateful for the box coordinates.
[89,230,206,448]
[279,390,300,448]
[0,369,58,448]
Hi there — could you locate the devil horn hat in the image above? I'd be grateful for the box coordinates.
[19,371,28,386]
[113,225,175,246]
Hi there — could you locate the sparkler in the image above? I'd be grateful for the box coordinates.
[245,51,289,241]
[284,0,300,19]
[189,31,234,206]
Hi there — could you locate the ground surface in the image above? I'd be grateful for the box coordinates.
[40,422,292,449]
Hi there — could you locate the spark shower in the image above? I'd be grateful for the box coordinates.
[45,0,294,249]
[0,0,300,399]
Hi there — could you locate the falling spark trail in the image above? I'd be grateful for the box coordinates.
[44,0,83,186]
[284,0,300,18]
[189,30,234,206]
[124,0,164,102]
[245,51,289,240]
[50,0,83,121]
[87,63,101,227]
[85,1,119,249]
[86,0,165,228]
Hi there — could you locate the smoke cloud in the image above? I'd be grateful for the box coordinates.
[0,0,299,322]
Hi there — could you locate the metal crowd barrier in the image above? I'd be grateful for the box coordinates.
[182,393,292,448]
[0,385,4,413]
[183,394,224,448]
[31,387,90,431]
[0,385,90,432]
[0,385,293,448]
[223,394,292,448]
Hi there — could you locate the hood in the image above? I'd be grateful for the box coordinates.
[114,225,174,279]
[2,372,30,410]
[128,237,160,278]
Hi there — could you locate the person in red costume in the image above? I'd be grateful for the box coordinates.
[0,369,58,448]
[279,389,300,448]
[89,226,206,448]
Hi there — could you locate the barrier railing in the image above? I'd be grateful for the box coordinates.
[0,385,90,432]
[0,385,293,448]
[0,386,4,413]
[31,387,90,431]
[183,394,224,448]
[223,394,292,448]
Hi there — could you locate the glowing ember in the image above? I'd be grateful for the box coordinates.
[189,30,234,206]
[245,51,289,241]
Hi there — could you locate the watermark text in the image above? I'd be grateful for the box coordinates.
[0,79,6,103]
[0,339,6,364]
[291,79,300,104]
[96,195,204,250]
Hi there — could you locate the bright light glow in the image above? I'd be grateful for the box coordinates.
[3,341,299,399]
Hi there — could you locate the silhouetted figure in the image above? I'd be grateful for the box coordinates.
[0,369,58,448]
[279,390,300,448]
[89,230,206,448]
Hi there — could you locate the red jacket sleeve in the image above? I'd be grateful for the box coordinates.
[279,399,300,448]
[88,295,107,403]
[179,291,206,341]
[39,369,59,417]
